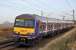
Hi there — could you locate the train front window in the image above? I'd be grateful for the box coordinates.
[25,20,34,27]
[15,19,34,27]
[15,19,25,26]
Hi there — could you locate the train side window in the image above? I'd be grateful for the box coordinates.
[47,24,51,30]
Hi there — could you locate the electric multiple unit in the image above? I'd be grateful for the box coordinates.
[13,14,73,45]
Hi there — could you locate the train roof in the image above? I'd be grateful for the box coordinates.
[16,14,74,23]
[33,15,73,23]
[16,14,35,19]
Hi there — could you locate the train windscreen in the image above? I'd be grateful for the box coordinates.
[15,19,34,27]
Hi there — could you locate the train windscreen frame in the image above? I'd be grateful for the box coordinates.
[14,18,34,28]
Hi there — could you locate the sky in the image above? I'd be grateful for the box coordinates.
[0,0,76,23]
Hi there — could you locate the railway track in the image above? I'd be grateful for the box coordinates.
[0,38,18,50]
[0,28,73,50]
[0,42,17,50]
[9,33,65,50]
[0,32,61,50]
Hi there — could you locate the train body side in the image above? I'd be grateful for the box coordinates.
[13,14,74,45]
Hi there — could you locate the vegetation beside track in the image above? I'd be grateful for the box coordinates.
[0,26,13,37]
[39,27,76,50]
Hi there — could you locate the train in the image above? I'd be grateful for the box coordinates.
[13,14,74,45]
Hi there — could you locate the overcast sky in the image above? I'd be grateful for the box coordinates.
[0,0,76,23]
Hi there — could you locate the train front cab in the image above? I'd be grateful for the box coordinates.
[13,18,37,46]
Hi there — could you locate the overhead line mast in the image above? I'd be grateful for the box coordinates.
[41,10,48,32]
[73,9,75,24]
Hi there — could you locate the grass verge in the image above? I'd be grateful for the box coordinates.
[40,27,76,50]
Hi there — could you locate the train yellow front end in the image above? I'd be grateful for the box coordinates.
[13,15,36,45]
[14,27,35,36]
